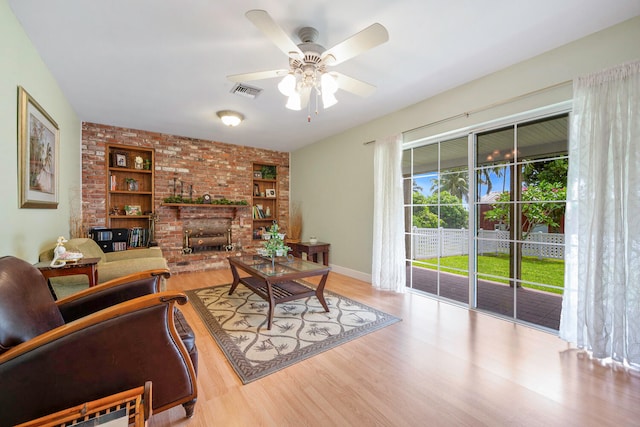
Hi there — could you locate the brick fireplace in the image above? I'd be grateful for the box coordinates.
[81,122,289,273]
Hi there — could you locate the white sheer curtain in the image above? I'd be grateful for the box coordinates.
[372,134,406,292]
[560,60,640,368]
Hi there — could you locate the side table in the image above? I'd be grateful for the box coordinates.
[290,242,330,266]
[35,257,101,299]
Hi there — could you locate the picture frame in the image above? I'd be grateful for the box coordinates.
[112,151,128,168]
[253,183,261,197]
[124,205,141,216]
[265,189,276,198]
[18,86,59,208]
[253,171,262,179]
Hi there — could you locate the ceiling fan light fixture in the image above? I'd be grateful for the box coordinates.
[216,110,244,127]
[286,92,302,110]
[278,73,297,96]
[232,11,388,120]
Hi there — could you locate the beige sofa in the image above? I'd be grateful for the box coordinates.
[39,238,169,298]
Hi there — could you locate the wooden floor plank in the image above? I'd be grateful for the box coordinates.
[149,269,640,426]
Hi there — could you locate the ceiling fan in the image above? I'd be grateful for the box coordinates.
[227,10,389,119]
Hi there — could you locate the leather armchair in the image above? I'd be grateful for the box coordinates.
[0,256,198,426]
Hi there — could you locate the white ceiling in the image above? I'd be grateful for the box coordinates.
[9,1,640,152]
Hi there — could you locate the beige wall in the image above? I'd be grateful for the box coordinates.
[291,16,640,281]
[0,0,81,262]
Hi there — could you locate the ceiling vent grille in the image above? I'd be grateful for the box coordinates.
[230,83,262,99]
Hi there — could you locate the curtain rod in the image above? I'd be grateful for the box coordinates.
[362,79,572,145]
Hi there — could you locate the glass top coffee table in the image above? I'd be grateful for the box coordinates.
[227,255,331,329]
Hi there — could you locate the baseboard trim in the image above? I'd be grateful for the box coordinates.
[329,264,372,284]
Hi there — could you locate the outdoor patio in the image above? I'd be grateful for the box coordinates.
[408,266,562,330]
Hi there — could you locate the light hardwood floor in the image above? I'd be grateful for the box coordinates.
[150,269,640,426]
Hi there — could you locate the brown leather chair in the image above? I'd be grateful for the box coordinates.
[0,256,198,426]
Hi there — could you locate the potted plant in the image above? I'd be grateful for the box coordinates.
[262,221,290,265]
[260,165,277,180]
[125,177,138,191]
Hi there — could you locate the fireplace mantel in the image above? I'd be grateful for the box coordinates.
[161,203,249,219]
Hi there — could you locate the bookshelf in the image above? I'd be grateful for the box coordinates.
[252,163,278,240]
[106,144,155,248]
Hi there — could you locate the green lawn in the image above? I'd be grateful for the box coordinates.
[413,254,565,294]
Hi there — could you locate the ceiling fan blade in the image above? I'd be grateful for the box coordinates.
[227,69,289,83]
[321,23,389,66]
[333,72,376,97]
[246,9,303,58]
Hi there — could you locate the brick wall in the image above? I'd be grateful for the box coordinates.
[81,122,289,273]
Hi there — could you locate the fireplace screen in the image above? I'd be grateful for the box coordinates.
[182,219,233,254]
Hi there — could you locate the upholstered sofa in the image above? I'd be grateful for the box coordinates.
[39,238,169,298]
[0,256,197,426]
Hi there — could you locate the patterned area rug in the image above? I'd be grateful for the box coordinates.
[186,283,401,384]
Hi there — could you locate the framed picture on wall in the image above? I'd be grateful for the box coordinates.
[18,86,60,209]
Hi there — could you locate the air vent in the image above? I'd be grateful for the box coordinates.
[230,83,262,99]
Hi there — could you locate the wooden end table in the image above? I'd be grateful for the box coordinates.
[35,257,101,299]
[290,242,330,266]
[228,255,331,329]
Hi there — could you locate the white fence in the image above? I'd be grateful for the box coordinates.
[412,227,565,260]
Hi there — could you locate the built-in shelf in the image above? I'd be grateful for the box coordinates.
[110,191,153,195]
[252,163,278,240]
[106,144,155,244]
[108,167,153,174]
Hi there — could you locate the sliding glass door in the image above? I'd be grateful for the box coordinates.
[404,111,568,330]
[474,114,568,329]
[404,135,470,304]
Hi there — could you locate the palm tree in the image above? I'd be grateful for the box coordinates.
[430,171,469,202]
[479,165,506,195]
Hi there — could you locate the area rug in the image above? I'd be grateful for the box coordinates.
[186,283,401,384]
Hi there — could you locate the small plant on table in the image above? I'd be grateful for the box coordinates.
[262,221,291,264]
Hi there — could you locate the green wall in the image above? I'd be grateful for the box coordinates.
[291,16,640,281]
[0,0,81,262]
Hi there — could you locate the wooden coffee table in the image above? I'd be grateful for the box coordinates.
[227,255,331,329]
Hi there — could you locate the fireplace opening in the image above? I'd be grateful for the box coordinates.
[182,218,234,254]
